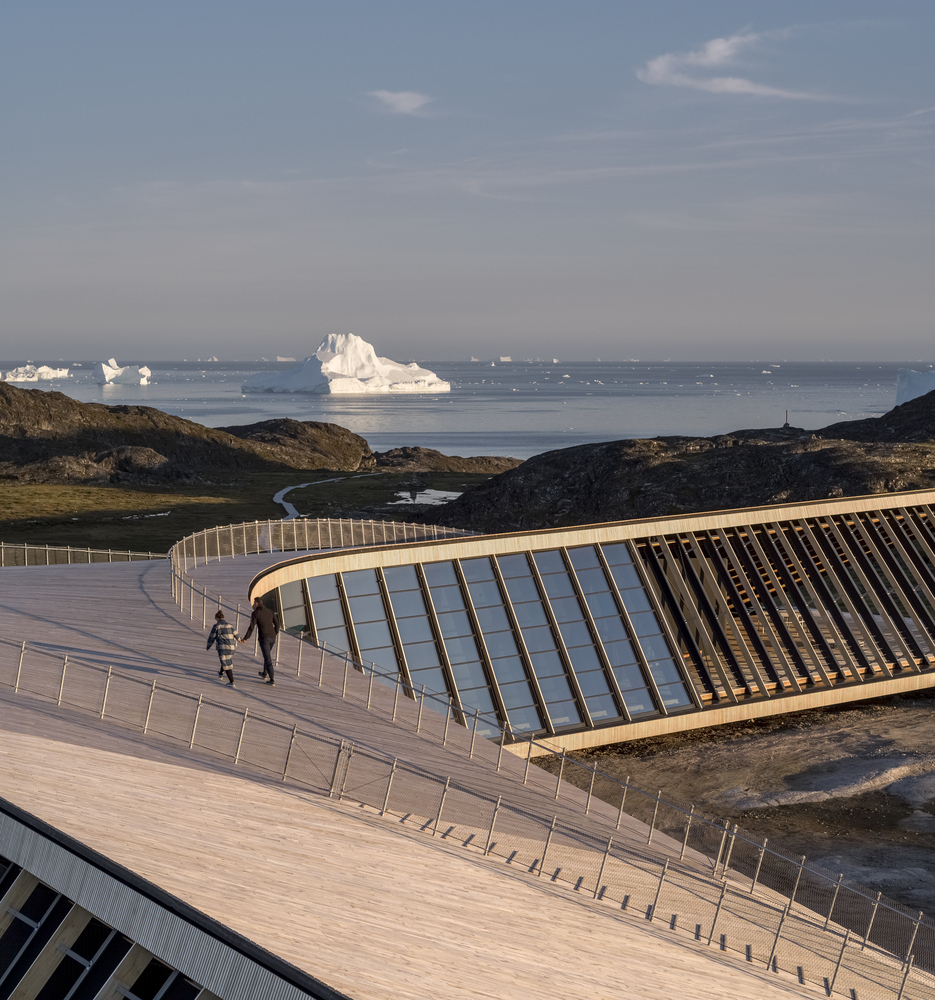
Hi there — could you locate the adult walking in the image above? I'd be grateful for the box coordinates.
[206,610,237,687]
[241,596,280,685]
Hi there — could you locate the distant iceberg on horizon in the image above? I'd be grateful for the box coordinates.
[241,333,450,394]
[2,364,70,382]
[896,369,935,406]
[95,358,152,385]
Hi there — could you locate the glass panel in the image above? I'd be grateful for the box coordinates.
[476,605,510,633]
[558,620,592,648]
[647,658,684,685]
[460,688,495,716]
[658,682,692,708]
[452,661,489,690]
[500,681,537,710]
[396,617,433,643]
[489,655,527,683]
[614,662,648,690]
[503,576,540,603]
[622,690,656,715]
[565,644,601,672]
[538,674,572,702]
[444,635,481,663]
[548,700,580,726]
[639,635,672,661]
[601,542,633,565]
[383,564,420,591]
[530,650,563,674]
[507,705,542,732]
[361,646,397,671]
[584,590,619,618]
[280,579,304,609]
[522,626,556,653]
[497,553,530,577]
[402,641,440,668]
[619,588,653,615]
[307,574,340,602]
[576,670,612,696]
[354,621,392,650]
[575,567,610,594]
[609,563,642,589]
[282,604,307,632]
[532,549,566,574]
[428,586,465,612]
[550,596,584,623]
[484,630,519,658]
[585,694,620,720]
[423,561,458,586]
[512,601,548,627]
[568,545,601,570]
[341,569,380,597]
[409,666,447,693]
[388,589,427,617]
[348,595,386,623]
[317,626,349,650]
[460,557,495,582]
[593,615,628,643]
[628,611,661,636]
[540,573,575,599]
[604,639,638,666]
[312,600,345,628]
[436,610,473,638]
[468,580,503,608]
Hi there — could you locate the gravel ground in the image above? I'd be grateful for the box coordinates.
[548,691,935,914]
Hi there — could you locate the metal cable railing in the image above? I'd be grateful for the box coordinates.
[1,633,933,1000]
[0,541,164,566]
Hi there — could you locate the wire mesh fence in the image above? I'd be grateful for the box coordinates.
[0,541,164,566]
[2,634,935,999]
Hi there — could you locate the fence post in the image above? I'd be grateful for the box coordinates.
[616,776,629,830]
[721,823,738,875]
[789,855,806,910]
[381,759,398,816]
[824,873,844,929]
[416,685,426,732]
[646,791,662,845]
[143,680,156,734]
[392,675,401,721]
[297,638,303,678]
[750,837,768,894]
[523,734,534,784]
[862,891,882,950]
[679,805,695,861]
[828,929,850,996]
[100,666,112,719]
[594,836,613,899]
[319,646,326,686]
[496,726,507,772]
[329,741,346,797]
[202,588,206,629]
[650,859,669,922]
[234,708,249,763]
[554,750,566,799]
[433,777,450,836]
[342,653,350,698]
[443,699,452,746]
[539,816,557,878]
[366,664,375,710]
[189,694,203,748]
[485,796,501,854]
[283,725,298,780]
[14,642,25,693]
[766,901,790,970]
[713,821,729,874]
[903,912,923,966]
[57,655,68,705]
[707,882,728,946]
[585,768,596,815]
[897,955,915,1000]
[235,604,241,632]
[469,709,480,758]
[337,745,355,800]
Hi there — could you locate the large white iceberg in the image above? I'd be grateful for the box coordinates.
[95,358,152,385]
[2,364,70,382]
[896,369,935,406]
[242,333,450,394]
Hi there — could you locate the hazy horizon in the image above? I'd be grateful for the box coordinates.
[2,2,933,362]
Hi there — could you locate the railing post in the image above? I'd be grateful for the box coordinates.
[14,641,25,693]
[143,680,156,734]
[297,638,303,678]
[469,709,480,758]
[616,776,629,830]
[903,912,923,966]
[100,666,112,719]
[366,664,375,710]
[789,855,806,910]
[433,777,450,836]
[721,823,738,875]
[707,882,728,946]
[539,815,557,878]
[750,837,768,894]
[202,587,206,629]
[585,767,596,815]
[523,734,534,784]
[319,646,326,686]
[594,836,613,899]
[828,929,850,996]
[442,699,452,745]
[189,694,203,748]
[897,955,915,1000]
[496,726,507,772]
[555,750,566,799]
[283,724,298,780]
[824,873,844,929]
[679,805,695,861]
[650,859,669,922]
[646,791,661,845]
[380,759,398,816]
[392,674,401,721]
[766,901,790,970]
[342,653,349,698]
[57,655,68,705]
[234,708,249,763]
[485,795,501,854]
[862,891,882,950]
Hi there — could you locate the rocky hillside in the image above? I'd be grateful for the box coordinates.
[426,392,935,533]
[373,446,521,474]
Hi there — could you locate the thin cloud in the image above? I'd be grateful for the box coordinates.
[368,90,433,115]
[637,31,815,99]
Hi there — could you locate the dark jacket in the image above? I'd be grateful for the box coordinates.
[243,604,280,641]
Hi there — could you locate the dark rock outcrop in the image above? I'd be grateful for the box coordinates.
[218,418,375,472]
[373,446,522,474]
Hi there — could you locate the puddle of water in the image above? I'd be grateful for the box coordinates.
[388,489,462,506]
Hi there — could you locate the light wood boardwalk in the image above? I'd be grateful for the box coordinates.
[0,728,812,1000]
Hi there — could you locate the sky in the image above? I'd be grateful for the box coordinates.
[1,1,934,361]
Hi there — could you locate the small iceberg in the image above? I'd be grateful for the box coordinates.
[242,333,450,394]
[896,369,935,406]
[95,358,152,385]
[2,364,70,382]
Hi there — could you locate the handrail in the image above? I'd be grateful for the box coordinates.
[0,541,164,566]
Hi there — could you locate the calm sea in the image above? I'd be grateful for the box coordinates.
[1,360,919,461]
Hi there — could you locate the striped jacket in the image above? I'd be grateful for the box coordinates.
[207,619,238,668]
